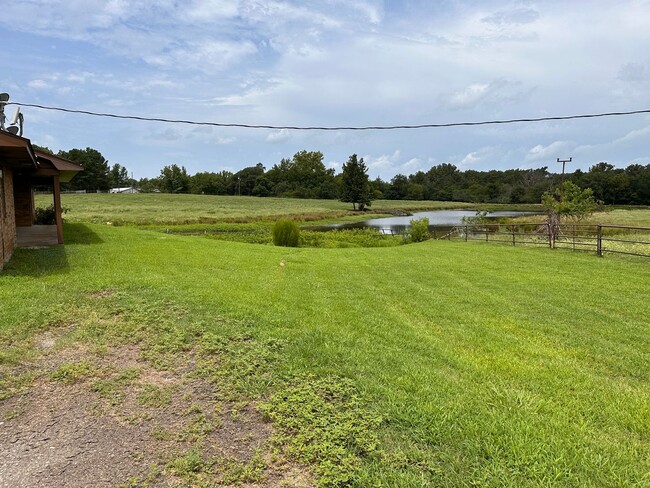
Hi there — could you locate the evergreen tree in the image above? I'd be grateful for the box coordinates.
[340,154,372,210]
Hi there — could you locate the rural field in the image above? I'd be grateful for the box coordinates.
[2,194,649,487]
[39,193,478,225]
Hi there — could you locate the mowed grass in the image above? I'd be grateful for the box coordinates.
[2,220,649,486]
[35,193,476,225]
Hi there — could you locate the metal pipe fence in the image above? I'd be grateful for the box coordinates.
[437,223,650,258]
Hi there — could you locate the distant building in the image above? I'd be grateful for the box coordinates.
[109,187,139,194]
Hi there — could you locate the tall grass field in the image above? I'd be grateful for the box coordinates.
[3,194,649,486]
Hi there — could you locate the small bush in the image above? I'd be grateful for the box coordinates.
[34,205,57,225]
[34,204,69,225]
[408,217,430,243]
[272,220,300,247]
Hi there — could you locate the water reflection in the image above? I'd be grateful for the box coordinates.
[314,210,541,235]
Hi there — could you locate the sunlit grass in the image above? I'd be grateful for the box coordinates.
[2,222,649,485]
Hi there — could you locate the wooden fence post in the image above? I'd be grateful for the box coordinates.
[597,225,603,257]
[572,224,576,251]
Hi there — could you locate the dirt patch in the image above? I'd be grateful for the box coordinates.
[86,289,116,299]
[0,343,314,487]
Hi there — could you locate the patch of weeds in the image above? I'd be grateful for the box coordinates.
[118,464,162,488]
[137,384,173,408]
[178,411,218,442]
[91,367,141,405]
[185,403,203,415]
[49,360,96,384]
[218,450,266,485]
[261,375,382,487]
[165,447,213,486]
[2,408,24,421]
[0,370,36,400]
[228,400,249,420]
[195,334,286,400]
[92,344,110,358]
[123,412,153,424]
[151,425,173,441]
[129,450,146,462]
[140,322,203,370]
[300,228,404,248]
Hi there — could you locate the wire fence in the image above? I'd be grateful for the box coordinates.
[436,223,650,258]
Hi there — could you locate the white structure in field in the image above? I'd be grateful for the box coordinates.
[110,187,139,194]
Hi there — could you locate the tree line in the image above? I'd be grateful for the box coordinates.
[47,145,650,206]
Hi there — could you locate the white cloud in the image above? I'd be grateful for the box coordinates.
[4,1,650,178]
[402,158,423,171]
[440,79,529,111]
[28,79,49,89]
[525,141,574,163]
[365,150,401,171]
[183,0,239,22]
[266,129,291,143]
[614,125,650,144]
[145,39,258,72]
[326,159,341,171]
[459,146,501,168]
[482,8,540,26]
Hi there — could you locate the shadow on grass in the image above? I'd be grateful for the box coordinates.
[64,223,104,245]
[3,246,69,276]
[2,224,103,277]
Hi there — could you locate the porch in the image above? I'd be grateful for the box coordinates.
[16,225,59,247]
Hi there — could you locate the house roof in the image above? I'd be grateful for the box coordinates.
[0,131,83,182]
[0,131,37,168]
[34,151,84,183]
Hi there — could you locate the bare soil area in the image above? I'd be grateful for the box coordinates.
[0,331,313,488]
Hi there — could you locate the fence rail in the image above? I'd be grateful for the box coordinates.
[436,223,650,258]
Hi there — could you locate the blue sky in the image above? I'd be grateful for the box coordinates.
[2,0,650,180]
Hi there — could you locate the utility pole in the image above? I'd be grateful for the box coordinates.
[557,157,572,201]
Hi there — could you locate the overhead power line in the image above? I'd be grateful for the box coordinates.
[8,101,650,131]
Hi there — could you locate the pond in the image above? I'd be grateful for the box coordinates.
[312,210,542,235]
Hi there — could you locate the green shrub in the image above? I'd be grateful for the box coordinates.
[34,204,69,225]
[34,205,57,225]
[408,217,430,243]
[272,220,300,247]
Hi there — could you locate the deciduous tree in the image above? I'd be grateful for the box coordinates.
[542,181,600,247]
[159,164,190,193]
[59,147,111,192]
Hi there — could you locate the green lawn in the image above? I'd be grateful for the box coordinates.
[2,217,649,486]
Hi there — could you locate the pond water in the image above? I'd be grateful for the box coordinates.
[313,210,541,235]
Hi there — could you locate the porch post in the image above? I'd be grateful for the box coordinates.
[53,175,64,244]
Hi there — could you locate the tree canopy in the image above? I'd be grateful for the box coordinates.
[49,143,650,206]
[159,164,190,193]
[542,181,601,247]
[59,147,111,192]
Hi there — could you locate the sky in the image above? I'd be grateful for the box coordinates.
[1,0,650,180]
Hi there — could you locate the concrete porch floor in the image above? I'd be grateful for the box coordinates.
[16,225,60,247]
